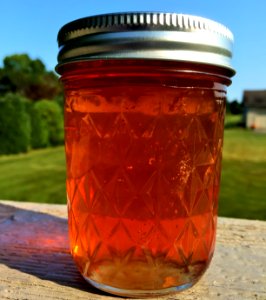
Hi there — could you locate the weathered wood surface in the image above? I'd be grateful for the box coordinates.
[0,200,265,300]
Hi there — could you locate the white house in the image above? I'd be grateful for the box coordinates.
[243,90,266,131]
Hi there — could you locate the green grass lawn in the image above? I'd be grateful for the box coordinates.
[0,147,66,204]
[219,128,266,220]
[0,119,265,220]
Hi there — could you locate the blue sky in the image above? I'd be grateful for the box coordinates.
[0,0,265,101]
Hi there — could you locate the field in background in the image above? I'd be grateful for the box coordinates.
[0,116,265,220]
[0,147,66,204]
[220,128,266,220]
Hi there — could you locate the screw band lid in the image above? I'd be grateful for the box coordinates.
[57,12,234,75]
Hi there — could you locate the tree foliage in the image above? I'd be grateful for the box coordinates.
[0,54,62,100]
[0,54,64,154]
[229,100,243,115]
[226,98,243,115]
[0,93,31,154]
[30,100,64,149]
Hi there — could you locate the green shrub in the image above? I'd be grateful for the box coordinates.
[0,93,31,154]
[31,99,64,148]
[30,101,49,148]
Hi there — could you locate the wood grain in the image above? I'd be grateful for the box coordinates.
[0,200,265,300]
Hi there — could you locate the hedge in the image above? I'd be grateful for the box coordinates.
[0,93,31,154]
[0,94,64,154]
[30,99,64,149]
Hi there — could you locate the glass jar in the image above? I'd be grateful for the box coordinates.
[56,12,235,297]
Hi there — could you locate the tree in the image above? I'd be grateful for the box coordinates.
[0,54,62,100]
[30,100,64,148]
[229,100,243,115]
[225,98,231,113]
[0,93,31,154]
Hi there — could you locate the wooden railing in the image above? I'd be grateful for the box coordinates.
[0,200,265,300]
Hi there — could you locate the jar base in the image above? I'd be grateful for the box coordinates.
[83,276,195,298]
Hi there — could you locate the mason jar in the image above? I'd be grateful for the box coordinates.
[56,12,235,297]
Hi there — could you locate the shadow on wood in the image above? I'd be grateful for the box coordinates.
[0,202,109,296]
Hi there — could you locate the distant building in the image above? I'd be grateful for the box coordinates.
[243,90,266,131]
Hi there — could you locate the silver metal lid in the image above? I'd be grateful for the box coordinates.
[57,12,234,74]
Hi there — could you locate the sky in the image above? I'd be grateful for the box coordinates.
[0,0,265,102]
